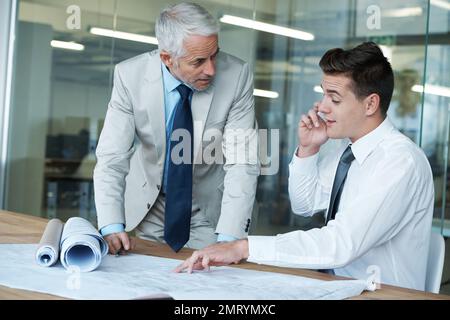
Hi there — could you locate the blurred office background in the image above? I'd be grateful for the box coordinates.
[0,0,448,292]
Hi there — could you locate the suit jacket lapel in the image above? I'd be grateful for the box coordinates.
[143,52,166,160]
[192,85,214,165]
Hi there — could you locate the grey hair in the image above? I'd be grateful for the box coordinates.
[155,2,220,59]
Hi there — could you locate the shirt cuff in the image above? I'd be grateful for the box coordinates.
[217,233,239,242]
[289,148,319,174]
[247,236,277,262]
[100,223,125,236]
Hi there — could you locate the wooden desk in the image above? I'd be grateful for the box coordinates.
[0,210,448,300]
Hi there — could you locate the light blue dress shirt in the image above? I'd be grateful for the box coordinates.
[160,62,184,194]
[101,63,237,243]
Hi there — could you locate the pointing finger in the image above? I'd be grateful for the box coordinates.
[188,251,201,274]
[202,255,211,272]
[173,261,188,273]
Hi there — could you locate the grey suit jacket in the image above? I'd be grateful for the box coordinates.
[94,50,259,239]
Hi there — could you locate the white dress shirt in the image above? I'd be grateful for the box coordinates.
[248,118,434,291]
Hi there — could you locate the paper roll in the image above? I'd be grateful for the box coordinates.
[35,218,64,267]
[60,217,108,272]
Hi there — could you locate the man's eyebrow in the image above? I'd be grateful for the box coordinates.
[324,87,342,97]
[327,90,342,97]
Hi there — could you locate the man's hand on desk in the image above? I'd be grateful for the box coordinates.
[104,232,136,255]
[174,239,249,273]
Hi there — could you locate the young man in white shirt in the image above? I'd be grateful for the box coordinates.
[174,42,434,291]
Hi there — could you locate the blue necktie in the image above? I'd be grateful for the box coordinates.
[164,84,193,252]
[326,145,355,223]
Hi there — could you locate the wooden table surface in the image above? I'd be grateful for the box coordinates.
[0,210,448,300]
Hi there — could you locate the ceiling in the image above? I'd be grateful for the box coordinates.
[18,0,450,86]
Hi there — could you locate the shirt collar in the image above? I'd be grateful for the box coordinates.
[161,62,182,94]
[350,117,394,165]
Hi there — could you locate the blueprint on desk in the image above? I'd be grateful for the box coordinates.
[0,244,374,300]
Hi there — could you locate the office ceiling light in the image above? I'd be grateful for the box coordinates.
[89,27,158,45]
[253,89,279,99]
[412,84,450,98]
[220,15,314,41]
[50,40,84,51]
[383,7,423,17]
[314,85,323,93]
[431,0,450,10]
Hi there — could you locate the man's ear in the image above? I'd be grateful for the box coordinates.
[160,50,174,68]
[365,93,381,116]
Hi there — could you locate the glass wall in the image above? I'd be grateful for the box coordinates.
[1,0,449,289]
[425,2,450,238]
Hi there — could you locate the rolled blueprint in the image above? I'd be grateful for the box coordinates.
[60,217,108,272]
[35,218,64,267]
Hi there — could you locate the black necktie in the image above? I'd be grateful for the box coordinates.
[164,84,193,252]
[326,145,355,223]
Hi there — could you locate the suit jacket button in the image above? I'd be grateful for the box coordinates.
[247,219,251,223]
[157,184,161,190]
[245,227,249,233]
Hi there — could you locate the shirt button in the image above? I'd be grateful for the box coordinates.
[147,203,151,209]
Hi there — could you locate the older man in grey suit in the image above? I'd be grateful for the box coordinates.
[94,2,259,253]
